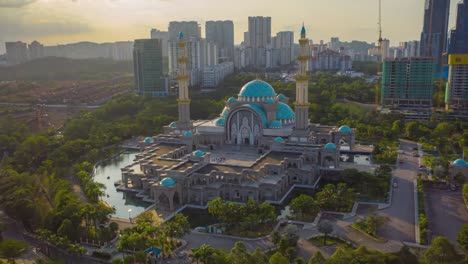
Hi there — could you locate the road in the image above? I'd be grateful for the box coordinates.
[378,140,418,243]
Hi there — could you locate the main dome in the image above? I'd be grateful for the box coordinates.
[239,80,276,98]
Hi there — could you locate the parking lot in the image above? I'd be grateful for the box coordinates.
[425,188,468,246]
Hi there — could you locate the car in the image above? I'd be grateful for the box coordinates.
[393,181,398,188]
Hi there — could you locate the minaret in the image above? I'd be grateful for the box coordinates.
[176,32,191,129]
[294,24,310,133]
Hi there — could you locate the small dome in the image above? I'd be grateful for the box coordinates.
[169,122,177,128]
[277,94,287,100]
[161,177,176,187]
[215,118,225,126]
[452,159,468,167]
[144,137,153,144]
[179,32,184,39]
[239,80,276,98]
[269,120,282,129]
[227,97,237,103]
[183,131,193,137]
[324,143,337,149]
[274,137,285,143]
[338,125,352,133]
[221,107,230,118]
[276,102,295,120]
[193,150,205,157]
[265,98,275,104]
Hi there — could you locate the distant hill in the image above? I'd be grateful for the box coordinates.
[0,57,133,81]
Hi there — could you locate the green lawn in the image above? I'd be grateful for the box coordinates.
[308,235,354,249]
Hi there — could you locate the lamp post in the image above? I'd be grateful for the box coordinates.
[128,209,132,222]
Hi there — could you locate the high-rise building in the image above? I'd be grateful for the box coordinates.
[202,61,234,88]
[133,39,168,97]
[329,37,340,51]
[274,31,294,66]
[205,20,234,62]
[381,57,435,110]
[449,0,468,54]
[381,39,390,60]
[5,41,28,65]
[168,21,200,41]
[28,41,44,60]
[109,41,133,61]
[420,0,450,66]
[151,29,169,73]
[246,16,272,68]
[445,54,468,113]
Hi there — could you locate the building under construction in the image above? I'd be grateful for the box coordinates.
[446,55,468,113]
[381,57,436,114]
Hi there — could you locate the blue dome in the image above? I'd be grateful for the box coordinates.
[338,125,352,133]
[169,122,177,128]
[221,107,230,118]
[227,97,237,103]
[215,118,225,126]
[243,104,268,126]
[276,102,295,120]
[265,98,275,104]
[277,94,287,100]
[452,159,468,166]
[324,143,337,149]
[144,137,153,144]
[274,137,285,143]
[239,80,276,98]
[193,150,205,157]
[179,32,184,39]
[269,120,282,128]
[161,177,176,187]
[301,25,306,36]
[183,131,193,137]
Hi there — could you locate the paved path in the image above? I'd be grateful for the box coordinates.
[183,232,275,252]
[378,140,418,243]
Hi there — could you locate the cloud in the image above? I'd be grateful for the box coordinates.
[0,0,36,8]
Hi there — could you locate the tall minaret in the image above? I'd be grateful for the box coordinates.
[176,32,191,129]
[294,24,310,133]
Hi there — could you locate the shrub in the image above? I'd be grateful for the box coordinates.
[92,250,112,260]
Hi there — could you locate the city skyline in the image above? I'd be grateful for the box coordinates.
[0,0,461,54]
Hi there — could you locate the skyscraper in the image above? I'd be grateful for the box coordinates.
[449,0,468,54]
[5,41,28,65]
[420,0,450,66]
[381,58,435,110]
[168,21,200,41]
[274,31,294,66]
[246,16,272,68]
[445,55,468,113]
[133,39,167,97]
[28,41,44,60]
[151,28,169,74]
[205,20,234,62]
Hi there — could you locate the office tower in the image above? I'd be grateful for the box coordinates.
[205,20,234,62]
[445,55,468,113]
[5,41,28,65]
[28,41,44,60]
[381,39,390,60]
[133,39,167,97]
[247,16,272,68]
[420,0,450,66]
[151,29,169,73]
[274,31,294,65]
[381,58,435,110]
[449,0,468,54]
[168,21,200,41]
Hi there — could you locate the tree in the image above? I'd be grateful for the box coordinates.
[0,221,5,241]
[57,219,75,241]
[318,221,334,245]
[289,195,318,220]
[308,251,326,264]
[111,258,123,264]
[164,214,190,239]
[0,239,28,263]
[192,244,215,264]
[269,252,289,264]
[464,184,468,204]
[227,242,251,264]
[454,173,465,187]
[423,237,462,264]
[271,231,281,245]
[457,224,468,251]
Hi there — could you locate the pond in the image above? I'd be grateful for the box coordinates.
[93,151,151,219]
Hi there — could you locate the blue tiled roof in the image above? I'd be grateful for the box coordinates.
[269,120,282,128]
[265,98,275,104]
[324,143,337,149]
[276,102,295,120]
[183,131,193,137]
[338,125,352,133]
[301,25,306,36]
[144,137,153,144]
[277,94,286,100]
[274,137,285,143]
[215,118,225,126]
[169,122,177,128]
[239,80,276,98]
[179,32,184,39]
[452,159,468,167]
[193,150,205,157]
[161,177,176,187]
[227,97,237,103]
[221,107,230,118]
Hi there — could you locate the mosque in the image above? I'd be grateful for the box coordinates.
[120,26,356,212]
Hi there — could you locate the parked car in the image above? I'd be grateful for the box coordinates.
[393,180,398,188]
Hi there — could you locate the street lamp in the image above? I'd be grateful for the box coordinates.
[128,209,132,222]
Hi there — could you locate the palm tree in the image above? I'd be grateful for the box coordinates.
[192,244,214,264]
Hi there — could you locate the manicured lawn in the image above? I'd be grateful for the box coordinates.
[308,235,354,249]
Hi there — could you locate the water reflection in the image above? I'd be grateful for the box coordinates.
[93,152,150,218]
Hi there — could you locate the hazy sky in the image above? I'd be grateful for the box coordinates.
[0,0,461,54]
